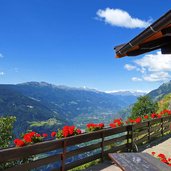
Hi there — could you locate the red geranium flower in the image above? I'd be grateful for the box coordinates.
[42,133,48,138]
[51,132,56,137]
[62,129,69,137]
[23,134,32,143]
[14,131,45,147]
[151,113,158,118]
[68,126,75,135]
[158,153,166,159]
[129,119,135,124]
[14,139,25,147]
[87,123,93,129]
[87,122,104,132]
[14,139,20,144]
[144,115,148,119]
[36,134,41,137]
[157,114,161,118]
[76,129,81,134]
[135,117,142,123]
[29,131,36,137]
[109,123,116,128]
[151,152,156,155]
[99,123,104,128]
[114,118,123,126]
[161,158,168,164]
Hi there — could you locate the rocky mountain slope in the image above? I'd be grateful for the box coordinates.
[0,82,140,134]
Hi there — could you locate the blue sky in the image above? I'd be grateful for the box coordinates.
[0,0,171,92]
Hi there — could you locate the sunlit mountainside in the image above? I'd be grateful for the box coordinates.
[0,82,142,135]
[1,80,171,136]
[148,80,171,101]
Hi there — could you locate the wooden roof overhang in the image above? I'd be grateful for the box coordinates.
[115,10,171,58]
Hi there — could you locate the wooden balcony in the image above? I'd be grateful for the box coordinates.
[0,116,171,171]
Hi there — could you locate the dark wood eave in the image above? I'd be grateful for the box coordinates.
[115,10,171,58]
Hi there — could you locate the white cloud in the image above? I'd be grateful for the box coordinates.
[96,8,151,29]
[0,53,4,58]
[143,72,171,82]
[136,67,146,74]
[135,51,171,72]
[0,72,5,76]
[124,64,136,71]
[125,51,171,82]
[131,77,142,81]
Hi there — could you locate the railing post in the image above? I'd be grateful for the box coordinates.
[161,118,164,137]
[130,125,134,152]
[61,140,67,171]
[101,131,104,162]
[148,121,151,142]
[127,125,130,152]
[127,125,133,152]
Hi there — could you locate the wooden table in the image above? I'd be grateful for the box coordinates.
[108,153,171,171]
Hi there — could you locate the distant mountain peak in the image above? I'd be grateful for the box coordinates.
[105,90,148,96]
[18,81,102,93]
[18,81,60,89]
[18,82,149,96]
[18,81,50,86]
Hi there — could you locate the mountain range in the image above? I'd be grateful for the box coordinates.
[2,80,171,136]
[106,90,147,96]
[148,80,171,101]
[0,82,141,135]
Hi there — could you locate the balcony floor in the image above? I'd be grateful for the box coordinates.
[84,160,122,171]
[143,134,171,157]
[85,135,171,171]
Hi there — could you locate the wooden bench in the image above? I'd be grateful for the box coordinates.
[108,153,171,171]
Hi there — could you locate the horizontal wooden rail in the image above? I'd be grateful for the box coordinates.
[132,116,171,149]
[0,115,171,171]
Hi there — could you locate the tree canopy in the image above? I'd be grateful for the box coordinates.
[131,96,158,118]
[0,116,16,148]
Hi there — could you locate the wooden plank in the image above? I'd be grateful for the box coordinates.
[61,140,66,171]
[66,142,101,158]
[4,154,61,171]
[163,122,170,127]
[150,131,162,138]
[132,122,148,130]
[101,132,104,162]
[161,118,164,136]
[163,127,170,133]
[45,167,61,171]
[1,115,171,171]
[136,135,148,145]
[0,140,63,163]
[104,135,127,146]
[103,126,127,137]
[148,121,151,140]
[65,153,101,170]
[104,144,128,154]
[62,126,127,146]
[163,124,170,133]
[163,115,171,121]
[108,153,171,171]
[140,153,171,171]
[150,118,162,125]
[150,126,161,133]
[164,123,170,128]
[134,129,148,137]
[66,130,102,146]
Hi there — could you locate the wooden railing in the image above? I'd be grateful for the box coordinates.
[0,115,171,171]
